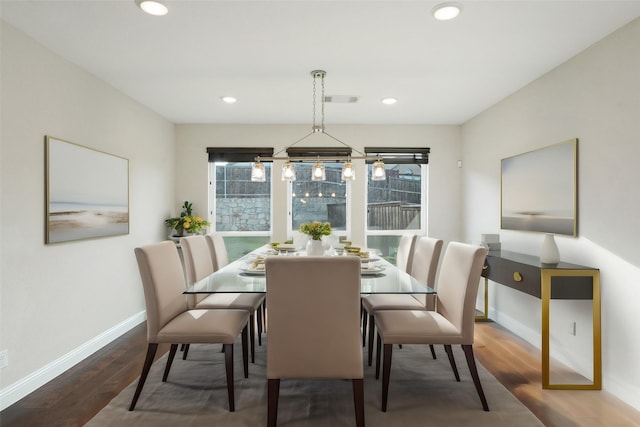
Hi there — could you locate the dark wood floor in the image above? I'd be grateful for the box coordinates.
[1,321,639,426]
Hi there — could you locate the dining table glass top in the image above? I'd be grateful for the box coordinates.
[184,245,435,295]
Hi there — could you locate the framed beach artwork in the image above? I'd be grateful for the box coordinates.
[45,136,129,244]
[501,139,577,236]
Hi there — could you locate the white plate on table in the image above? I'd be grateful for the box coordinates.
[273,244,297,252]
[240,265,266,275]
[360,265,385,276]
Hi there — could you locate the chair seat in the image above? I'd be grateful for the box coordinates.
[196,292,265,311]
[362,294,424,313]
[375,310,463,345]
[157,309,249,344]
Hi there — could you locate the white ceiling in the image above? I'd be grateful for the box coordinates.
[2,1,640,125]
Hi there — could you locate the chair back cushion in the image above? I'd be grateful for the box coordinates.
[180,235,215,308]
[410,236,443,286]
[265,256,363,379]
[396,234,417,273]
[180,235,215,283]
[410,236,443,306]
[205,234,229,270]
[435,242,488,344]
[134,241,187,342]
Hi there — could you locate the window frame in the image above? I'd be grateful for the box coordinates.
[207,147,274,238]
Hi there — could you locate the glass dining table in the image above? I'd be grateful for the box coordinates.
[184,245,435,295]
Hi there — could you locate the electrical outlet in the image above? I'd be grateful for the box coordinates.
[0,350,8,368]
[569,322,576,336]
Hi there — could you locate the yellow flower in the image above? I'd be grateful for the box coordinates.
[183,221,191,229]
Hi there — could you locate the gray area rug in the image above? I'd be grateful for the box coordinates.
[88,338,543,426]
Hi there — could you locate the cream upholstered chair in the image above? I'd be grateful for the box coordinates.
[396,233,417,273]
[130,241,249,411]
[206,233,229,270]
[361,234,416,347]
[265,256,365,427]
[374,242,489,412]
[206,233,265,343]
[180,235,264,363]
[362,236,443,365]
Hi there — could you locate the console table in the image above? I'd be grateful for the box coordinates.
[479,250,601,390]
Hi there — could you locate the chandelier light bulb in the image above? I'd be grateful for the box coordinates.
[341,160,355,181]
[251,161,266,182]
[312,160,326,181]
[371,159,386,181]
[281,161,296,181]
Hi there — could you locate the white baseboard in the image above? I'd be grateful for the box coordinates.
[0,311,146,411]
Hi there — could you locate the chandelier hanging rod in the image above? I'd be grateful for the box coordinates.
[270,130,366,159]
[256,155,380,162]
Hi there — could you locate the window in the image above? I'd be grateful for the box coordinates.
[286,147,351,237]
[365,147,429,263]
[207,148,273,260]
[289,163,349,234]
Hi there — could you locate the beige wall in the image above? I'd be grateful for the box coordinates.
[174,124,463,246]
[461,18,640,410]
[0,21,175,407]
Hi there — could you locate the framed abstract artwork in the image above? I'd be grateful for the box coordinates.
[45,136,129,243]
[501,139,577,236]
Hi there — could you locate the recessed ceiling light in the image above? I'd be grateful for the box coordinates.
[135,0,168,16]
[381,98,398,105]
[432,2,462,21]
[221,96,237,104]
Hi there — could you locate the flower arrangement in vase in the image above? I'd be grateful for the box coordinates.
[299,221,332,256]
[165,201,211,236]
[299,221,332,240]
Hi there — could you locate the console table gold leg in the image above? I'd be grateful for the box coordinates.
[475,277,490,321]
[541,269,601,390]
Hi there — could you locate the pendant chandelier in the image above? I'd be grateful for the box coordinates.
[251,70,385,182]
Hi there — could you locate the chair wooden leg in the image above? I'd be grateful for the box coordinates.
[262,300,267,333]
[429,344,437,360]
[462,344,489,411]
[249,313,256,363]
[361,309,368,347]
[382,343,393,412]
[267,378,280,427]
[182,343,190,360]
[375,333,382,379]
[242,325,249,378]
[162,344,178,382]
[224,343,235,412]
[367,313,375,366]
[257,306,263,346]
[444,344,460,381]
[129,343,158,411]
[352,378,365,427]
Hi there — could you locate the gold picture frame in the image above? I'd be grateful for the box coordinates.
[45,136,129,243]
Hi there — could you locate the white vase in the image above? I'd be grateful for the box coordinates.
[306,239,325,256]
[540,234,560,264]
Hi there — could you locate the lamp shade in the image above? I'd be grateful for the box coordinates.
[251,161,266,182]
[341,160,355,181]
[281,161,296,181]
[371,160,386,181]
[311,161,326,181]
